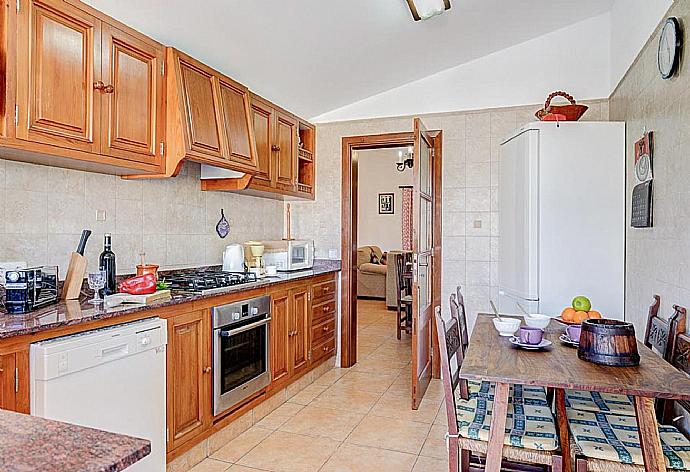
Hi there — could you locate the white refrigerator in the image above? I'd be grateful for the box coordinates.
[498,122,625,320]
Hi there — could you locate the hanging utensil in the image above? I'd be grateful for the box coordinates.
[216,209,230,238]
[489,300,504,323]
[516,302,529,317]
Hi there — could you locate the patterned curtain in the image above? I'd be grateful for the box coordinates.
[401,187,413,250]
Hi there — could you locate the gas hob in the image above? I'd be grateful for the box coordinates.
[165,270,258,295]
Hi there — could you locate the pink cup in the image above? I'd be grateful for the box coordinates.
[566,325,582,342]
[519,326,544,345]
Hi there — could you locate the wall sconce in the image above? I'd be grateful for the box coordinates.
[406,0,451,21]
[397,146,414,172]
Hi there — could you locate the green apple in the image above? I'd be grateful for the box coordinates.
[572,296,592,312]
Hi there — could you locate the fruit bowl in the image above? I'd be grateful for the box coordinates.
[554,316,581,326]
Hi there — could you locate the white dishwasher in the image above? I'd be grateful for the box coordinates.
[30,317,167,472]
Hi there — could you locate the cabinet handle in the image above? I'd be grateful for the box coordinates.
[322,306,329,313]
[103,84,115,94]
[271,144,281,152]
[322,326,329,332]
[203,367,212,374]
[323,346,328,352]
[93,81,105,90]
[323,287,330,293]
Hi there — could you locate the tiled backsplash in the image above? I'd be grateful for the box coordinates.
[0,160,284,276]
[290,100,609,329]
[610,0,690,333]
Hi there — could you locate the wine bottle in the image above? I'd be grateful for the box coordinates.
[99,233,117,296]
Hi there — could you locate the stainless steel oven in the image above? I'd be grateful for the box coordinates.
[212,295,271,416]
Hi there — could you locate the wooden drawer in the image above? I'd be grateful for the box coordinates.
[312,317,336,345]
[312,279,336,302]
[312,336,336,363]
[312,300,336,324]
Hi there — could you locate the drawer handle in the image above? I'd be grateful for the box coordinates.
[323,287,330,293]
[322,346,329,352]
[322,326,329,332]
[322,306,330,313]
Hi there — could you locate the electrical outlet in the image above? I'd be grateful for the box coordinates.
[473,219,482,229]
[96,209,107,222]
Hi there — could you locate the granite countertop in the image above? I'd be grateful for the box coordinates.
[0,409,150,472]
[0,259,341,340]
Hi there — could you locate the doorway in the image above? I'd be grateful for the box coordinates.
[340,119,443,408]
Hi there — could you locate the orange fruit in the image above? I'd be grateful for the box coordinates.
[574,311,589,323]
[561,307,576,321]
[588,310,602,319]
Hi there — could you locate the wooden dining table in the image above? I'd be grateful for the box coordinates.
[459,314,690,472]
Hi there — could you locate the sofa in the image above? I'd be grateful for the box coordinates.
[356,246,405,309]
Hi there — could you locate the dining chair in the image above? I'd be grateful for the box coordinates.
[565,297,686,418]
[569,331,690,471]
[434,306,564,472]
[394,253,412,340]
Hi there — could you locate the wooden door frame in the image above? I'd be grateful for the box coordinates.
[340,130,443,378]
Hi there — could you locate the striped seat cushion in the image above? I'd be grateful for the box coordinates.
[468,380,548,406]
[454,393,559,451]
[565,389,635,416]
[567,408,690,469]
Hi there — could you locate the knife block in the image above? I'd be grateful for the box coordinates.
[62,252,88,300]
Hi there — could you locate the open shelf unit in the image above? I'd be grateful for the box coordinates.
[297,121,315,197]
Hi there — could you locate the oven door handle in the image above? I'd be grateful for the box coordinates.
[218,317,271,337]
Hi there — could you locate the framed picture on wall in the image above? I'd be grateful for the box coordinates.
[378,193,394,214]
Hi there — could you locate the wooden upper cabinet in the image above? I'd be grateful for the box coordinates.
[176,53,225,159]
[16,0,101,153]
[164,48,257,176]
[218,77,257,173]
[249,94,275,187]
[100,23,164,166]
[275,111,297,191]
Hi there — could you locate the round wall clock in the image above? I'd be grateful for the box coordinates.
[658,17,683,79]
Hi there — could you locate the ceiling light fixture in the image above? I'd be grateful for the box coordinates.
[406,0,451,21]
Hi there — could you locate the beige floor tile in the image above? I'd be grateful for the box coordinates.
[420,424,449,459]
[334,371,398,394]
[279,405,365,441]
[370,392,440,424]
[349,357,410,375]
[227,466,266,471]
[189,458,232,472]
[312,368,349,386]
[386,375,412,397]
[309,384,382,413]
[346,415,431,455]
[320,443,417,472]
[238,430,339,472]
[412,455,449,472]
[286,383,328,406]
[211,426,273,463]
[434,401,449,426]
[255,403,305,430]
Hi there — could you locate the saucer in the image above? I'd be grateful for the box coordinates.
[508,336,552,350]
[559,333,579,347]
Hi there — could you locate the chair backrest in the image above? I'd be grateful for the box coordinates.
[644,295,687,360]
[434,306,462,437]
[668,332,690,434]
[450,286,470,353]
[394,253,406,300]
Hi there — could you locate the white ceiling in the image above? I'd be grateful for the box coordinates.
[84,0,614,119]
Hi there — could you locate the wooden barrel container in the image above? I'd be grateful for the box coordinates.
[577,319,640,366]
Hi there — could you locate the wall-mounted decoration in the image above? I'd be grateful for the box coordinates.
[658,17,683,80]
[631,132,654,228]
[378,193,394,214]
[216,209,230,238]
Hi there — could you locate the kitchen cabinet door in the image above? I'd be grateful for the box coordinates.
[248,94,274,187]
[167,310,210,450]
[270,290,290,384]
[0,353,16,412]
[16,0,101,153]
[101,23,164,167]
[218,77,257,173]
[275,111,297,191]
[289,286,310,374]
[176,52,225,159]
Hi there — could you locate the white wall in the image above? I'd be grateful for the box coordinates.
[356,148,413,252]
[312,13,611,123]
[610,0,673,90]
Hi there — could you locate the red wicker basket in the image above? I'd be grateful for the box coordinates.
[535,91,588,121]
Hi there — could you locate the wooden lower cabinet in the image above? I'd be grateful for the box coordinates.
[289,285,310,375]
[270,283,311,385]
[0,350,29,414]
[166,309,211,451]
[270,290,290,384]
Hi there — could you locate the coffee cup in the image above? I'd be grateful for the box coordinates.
[519,326,544,345]
[566,325,582,343]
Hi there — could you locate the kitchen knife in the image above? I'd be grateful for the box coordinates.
[76,229,92,256]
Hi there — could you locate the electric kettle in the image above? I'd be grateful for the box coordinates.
[222,244,245,272]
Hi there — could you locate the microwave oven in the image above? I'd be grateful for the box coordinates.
[262,240,314,272]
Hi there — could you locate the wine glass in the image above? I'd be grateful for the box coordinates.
[87,270,107,304]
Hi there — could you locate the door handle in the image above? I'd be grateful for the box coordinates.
[103,84,114,94]
[93,81,105,90]
[271,144,281,152]
[203,366,212,374]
